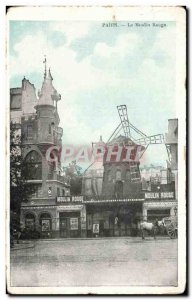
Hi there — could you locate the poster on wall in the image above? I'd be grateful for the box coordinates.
[93,223,99,234]
[70,218,78,230]
[41,220,50,232]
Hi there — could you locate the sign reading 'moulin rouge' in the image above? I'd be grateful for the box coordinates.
[144,192,175,200]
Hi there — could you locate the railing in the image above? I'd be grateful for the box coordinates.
[83,193,145,202]
[47,173,69,185]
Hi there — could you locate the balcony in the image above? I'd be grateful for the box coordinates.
[47,172,70,186]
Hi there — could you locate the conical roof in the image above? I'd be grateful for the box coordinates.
[38,68,60,106]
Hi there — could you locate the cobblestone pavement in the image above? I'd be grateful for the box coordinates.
[10,237,177,287]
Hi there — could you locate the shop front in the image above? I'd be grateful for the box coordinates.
[143,190,177,222]
[59,211,80,238]
[20,200,87,238]
[85,199,144,237]
[56,203,87,238]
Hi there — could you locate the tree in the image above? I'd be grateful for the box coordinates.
[10,122,36,232]
[63,160,83,195]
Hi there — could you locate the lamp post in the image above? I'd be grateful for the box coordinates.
[174,206,177,216]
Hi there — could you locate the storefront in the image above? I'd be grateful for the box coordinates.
[85,199,144,237]
[143,191,177,221]
[20,197,87,238]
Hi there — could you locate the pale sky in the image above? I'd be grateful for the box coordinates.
[9,21,176,168]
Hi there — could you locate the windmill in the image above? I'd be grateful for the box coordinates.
[104,105,165,184]
[83,104,165,197]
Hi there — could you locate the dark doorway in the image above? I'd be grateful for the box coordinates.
[115,181,123,198]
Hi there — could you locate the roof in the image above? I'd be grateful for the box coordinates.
[37,68,60,106]
[108,135,137,146]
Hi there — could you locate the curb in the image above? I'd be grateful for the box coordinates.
[34,236,171,242]
[10,243,35,251]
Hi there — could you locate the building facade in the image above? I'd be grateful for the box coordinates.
[10,69,87,238]
[142,119,178,221]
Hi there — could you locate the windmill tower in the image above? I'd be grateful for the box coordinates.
[102,105,164,198]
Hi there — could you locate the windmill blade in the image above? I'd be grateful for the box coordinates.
[117,105,131,138]
[135,134,164,146]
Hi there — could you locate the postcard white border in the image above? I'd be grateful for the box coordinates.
[6,5,186,295]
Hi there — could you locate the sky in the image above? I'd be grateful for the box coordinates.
[9,20,176,168]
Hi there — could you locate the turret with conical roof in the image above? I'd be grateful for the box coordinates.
[37,68,60,107]
[35,61,62,146]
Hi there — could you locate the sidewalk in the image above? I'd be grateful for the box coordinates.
[32,235,171,242]
[10,236,171,248]
[10,240,35,251]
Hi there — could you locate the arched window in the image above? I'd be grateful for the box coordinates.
[39,213,52,232]
[24,151,42,180]
[25,213,35,230]
[116,170,122,181]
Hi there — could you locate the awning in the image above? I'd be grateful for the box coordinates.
[84,199,144,204]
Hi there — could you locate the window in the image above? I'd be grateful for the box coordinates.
[25,213,35,231]
[27,125,33,138]
[24,151,42,180]
[62,189,65,196]
[130,164,140,182]
[32,185,43,198]
[57,187,60,196]
[49,124,51,134]
[116,170,121,181]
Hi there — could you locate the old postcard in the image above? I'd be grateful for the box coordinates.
[6,6,186,295]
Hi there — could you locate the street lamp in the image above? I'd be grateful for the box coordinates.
[174,206,177,216]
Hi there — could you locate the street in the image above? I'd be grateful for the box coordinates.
[10,237,178,287]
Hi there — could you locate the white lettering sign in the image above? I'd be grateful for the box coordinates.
[161,192,174,198]
[145,192,159,199]
[72,196,83,202]
[57,196,70,202]
[145,192,174,199]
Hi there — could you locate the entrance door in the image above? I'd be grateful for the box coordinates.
[59,218,69,238]
[59,212,80,238]
[115,181,123,198]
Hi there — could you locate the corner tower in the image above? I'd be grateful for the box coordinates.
[35,67,62,146]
